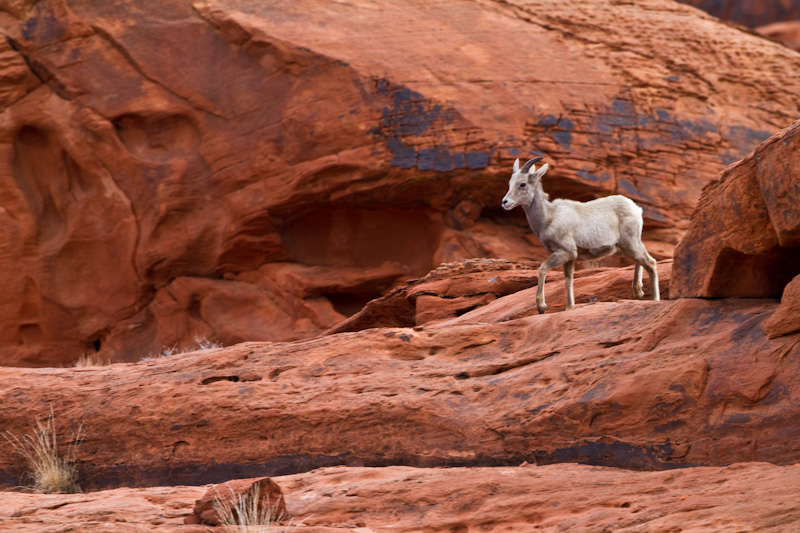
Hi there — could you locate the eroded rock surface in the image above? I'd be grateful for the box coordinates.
[2,463,800,531]
[671,119,800,298]
[678,0,800,27]
[331,259,671,332]
[759,20,800,51]
[0,283,798,490]
[2,0,800,365]
[765,274,800,338]
[187,476,287,526]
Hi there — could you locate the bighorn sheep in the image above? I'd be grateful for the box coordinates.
[502,157,660,314]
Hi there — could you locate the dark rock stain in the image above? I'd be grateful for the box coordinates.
[373,78,492,171]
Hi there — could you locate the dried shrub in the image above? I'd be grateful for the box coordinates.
[73,353,110,367]
[212,483,293,533]
[3,410,84,493]
[141,336,223,361]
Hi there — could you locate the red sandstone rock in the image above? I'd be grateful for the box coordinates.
[330,259,540,332]
[332,259,671,332]
[2,463,800,531]
[0,485,208,532]
[449,260,672,324]
[759,20,800,51]
[281,464,800,532]
[189,476,287,526]
[0,284,798,490]
[678,0,800,27]
[2,0,800,366]
[765,274,800,338]
[671,120,800,298]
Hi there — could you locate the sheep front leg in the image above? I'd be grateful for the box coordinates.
[536,251,573,314]
[633,264,644,300]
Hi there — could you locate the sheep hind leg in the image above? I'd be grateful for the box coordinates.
[645,254,660,301]
[626,247,659,301]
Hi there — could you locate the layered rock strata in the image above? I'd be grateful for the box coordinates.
[2,463,800,531]
[0,287,798,490]
[671,119,800,299]
[2,0,800,365]
[331,258,671,332]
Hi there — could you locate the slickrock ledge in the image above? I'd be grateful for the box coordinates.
[330,259,672,332]
[1,286,798,490]
[2,463,800,532]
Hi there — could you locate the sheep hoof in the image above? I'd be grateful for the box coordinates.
[536,303,547,314]
[633,286,644,300]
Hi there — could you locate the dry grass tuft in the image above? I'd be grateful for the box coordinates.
[194,337,223,351]
[73,352,111,368]
[3,409,84,493]
[212,484,293,533]
[141,336,223,361]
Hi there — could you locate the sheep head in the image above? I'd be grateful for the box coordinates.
[501,157,548,210]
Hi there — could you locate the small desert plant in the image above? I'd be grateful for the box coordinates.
[140,345,178,361]
[212,484,293,533]
[3,410,84,493]
[141,336,223,361]
[73,352,110,367]
[194,336,223,350]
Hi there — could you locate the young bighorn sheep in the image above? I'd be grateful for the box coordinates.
[502,157,660,313]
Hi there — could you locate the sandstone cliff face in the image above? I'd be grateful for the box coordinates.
[5,97,800,530]
[671,119,800,300]
[758,20,800,51]
[3,1,800,531]
[2,0,800,366]
[678,0,800,27]
[678,0,800,51]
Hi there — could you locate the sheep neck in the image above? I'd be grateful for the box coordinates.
[523,179,552,237]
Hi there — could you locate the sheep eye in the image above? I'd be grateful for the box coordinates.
[519,182,527,188]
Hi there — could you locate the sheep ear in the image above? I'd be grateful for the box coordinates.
[531,163,549,180]
[513,158,520,172]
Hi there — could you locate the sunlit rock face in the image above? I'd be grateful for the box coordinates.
[672,120,800,299]
[2,0,800,366]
